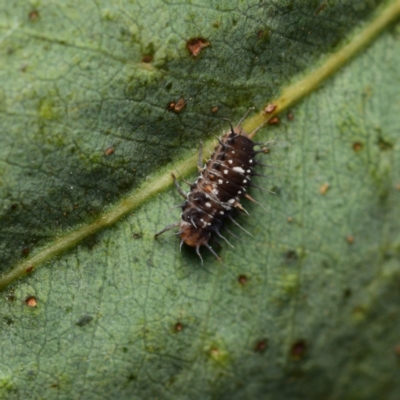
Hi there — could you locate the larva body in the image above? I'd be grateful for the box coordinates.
[156,121,268,262]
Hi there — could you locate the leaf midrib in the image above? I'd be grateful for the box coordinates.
[1,0,399,291]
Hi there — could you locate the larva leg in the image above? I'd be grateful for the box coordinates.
[236,106,255,127]
[197,140,203,169]
[171,173,187,199]
[154,221,180,238]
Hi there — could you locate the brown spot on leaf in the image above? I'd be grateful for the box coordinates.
[287,111,294,121]
[394,345,400,356]
[264,104,276,114]
[238,275,248,285]
[352,142,363,152]
[287,216,293,223]
[268,116,280,125]
[346,235,355,244]
[25,296,37,307]
[319,183,330,195]
[211,106,219,113]
[254,339,268,353]
[168,98,186,113]
[26,265,34,273]
[22,247,30,256]
[142,55,152,63]
[104,146,115,156]
[290,339,307,360]
[29,10,39,21]
[186,38,210,57]
[174,322,183,332]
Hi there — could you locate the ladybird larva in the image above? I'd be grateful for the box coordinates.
[155,111,271,263]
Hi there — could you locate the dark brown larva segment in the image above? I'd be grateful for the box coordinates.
[155,119,269,263]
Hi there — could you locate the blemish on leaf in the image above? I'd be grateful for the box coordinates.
[254,339,268,353]
[25,296,37,307]
[290,339,307,360]
[377,135,393,151]
[207,346,228,363]
[6,293,16,302]
[186,38,210,57]
[257,29,270,39]
[238,274,248,285]
[352,142,363,152]
[22,247,30,256]
[346,235,355,244]
[343,288,352,298]
[211,106,219,113]
[268,117,280,125]
[287,216,293,223]
[29,10,39,21]
[82,235,99,250]
[396,183,400,191]
[319,183,330,195]
[76,315,93,327]
[394,345,400,357]
[168,98,186,113]
[26,265,34,273]
[142,55,153,63]
[104,146,115,156]
[284,249,298,262]
[132,232,142,240]
[264,104,276,114]
[127,373,136,382]
[173,322,184,332]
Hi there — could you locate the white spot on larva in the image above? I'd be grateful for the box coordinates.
[246,169,251,173]
[233,166,245,174]
[232,151,235,154]
[228,160,233,164]
[249,159,253,164]
[228,198,235,204]
[226,181,229,184]
[201,218,204,222]
[218,179,223,184]
[205,202,212,208]
[208,222,211,226]
[220,211,224,215]
[243,179,247,183]
[224,169,228,174]
[238,191,242,194]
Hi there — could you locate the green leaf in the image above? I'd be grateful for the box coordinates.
[1,0,400,399]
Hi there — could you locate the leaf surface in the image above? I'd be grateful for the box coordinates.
[1,1,400,399]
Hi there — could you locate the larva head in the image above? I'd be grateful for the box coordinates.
[179,221,210,248]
